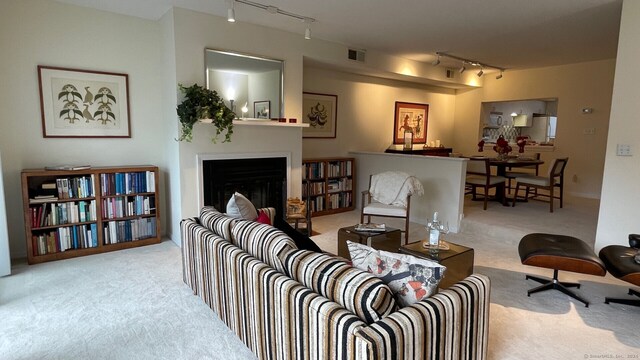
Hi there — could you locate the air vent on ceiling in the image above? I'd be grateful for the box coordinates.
[445,68,455,79]
[348,49,366,62]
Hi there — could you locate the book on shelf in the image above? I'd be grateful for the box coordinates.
[354,223,386,232]
[41,182,57,190]
[29,195,58,204]
[45,165,91,171]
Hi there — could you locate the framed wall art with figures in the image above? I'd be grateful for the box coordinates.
[393,101,428,144]
[302,92,337,139]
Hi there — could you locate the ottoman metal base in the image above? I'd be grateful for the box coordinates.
[525,269,589,307]
[605,288,640,307]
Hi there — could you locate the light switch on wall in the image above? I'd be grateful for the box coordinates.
[616,144,632,156]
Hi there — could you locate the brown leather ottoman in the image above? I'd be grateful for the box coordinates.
[518,233,606,307]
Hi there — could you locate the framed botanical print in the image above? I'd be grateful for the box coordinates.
[302,92,337,138]
[393,101,428,144]
[38,66,131,138]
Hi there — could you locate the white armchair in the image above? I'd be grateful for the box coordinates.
[360,171,424,245]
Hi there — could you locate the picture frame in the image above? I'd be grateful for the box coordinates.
[38,66,131,138]
[254,100,270,119]
[393,101,429,144]
[302,92,337,138]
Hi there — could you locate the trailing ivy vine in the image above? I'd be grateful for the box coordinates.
[176,84,235,143]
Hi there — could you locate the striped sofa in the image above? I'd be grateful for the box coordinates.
[181,207,490,360]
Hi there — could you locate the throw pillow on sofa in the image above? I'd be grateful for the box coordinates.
[279,248,396,324]
[347,241,446,307]
[226,192,258,220]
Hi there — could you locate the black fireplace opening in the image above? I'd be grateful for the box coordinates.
[202,157,287,218]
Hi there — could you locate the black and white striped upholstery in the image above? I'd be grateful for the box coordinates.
[280,248,397,324]
[182,213,491,360]
[231,219,297,273]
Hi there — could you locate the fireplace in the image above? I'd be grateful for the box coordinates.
[199,154,289,218]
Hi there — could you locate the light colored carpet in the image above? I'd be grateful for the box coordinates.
[313,196,640,359]
[1,196,638,359]
[0,241,256,360]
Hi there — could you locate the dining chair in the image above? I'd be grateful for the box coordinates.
[465,157,507,210]
[505,152,541,195]
[361,171,424,245]
[512,158,569,213]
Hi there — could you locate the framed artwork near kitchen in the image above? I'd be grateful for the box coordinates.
[302,92,337,138]
[38,66,131,138]
[393,101,428,144]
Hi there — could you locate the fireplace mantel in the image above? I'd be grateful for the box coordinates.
[232,119,309,127]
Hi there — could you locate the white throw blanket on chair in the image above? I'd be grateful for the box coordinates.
[369,171,424,207]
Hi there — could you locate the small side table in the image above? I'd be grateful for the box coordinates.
[337,226,401,260]
[399,240,474,289]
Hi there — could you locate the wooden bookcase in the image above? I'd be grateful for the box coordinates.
[21,165,160,265]
[302,157,354,217]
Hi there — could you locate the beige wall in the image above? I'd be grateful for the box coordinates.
[302,67,457,159]
[453,60,616,198]
[596,0,640,250]
[0,0,167,257]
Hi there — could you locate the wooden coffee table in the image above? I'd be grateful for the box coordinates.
[399,240,474,289]
[337,225,401,260]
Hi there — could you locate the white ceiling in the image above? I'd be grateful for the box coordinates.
[55,0,622,70]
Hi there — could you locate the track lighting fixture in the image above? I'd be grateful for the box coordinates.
[304,18,312,40]
[432,55,440,66]
[232,0,316,39]
[226,0,235,22]
[435,52,506,79]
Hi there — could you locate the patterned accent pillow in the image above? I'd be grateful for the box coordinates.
[199,206,234,240]
[230,219,297,273]
[347,241,446,307]
[635,250,640,265]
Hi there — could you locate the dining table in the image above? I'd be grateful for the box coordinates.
[490,157,544,177]
[489,156,544,204]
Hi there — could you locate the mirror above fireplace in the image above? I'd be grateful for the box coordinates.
[205,49,284,119]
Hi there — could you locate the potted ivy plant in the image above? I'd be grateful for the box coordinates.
[176,83,235,143]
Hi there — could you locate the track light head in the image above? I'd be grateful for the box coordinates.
[459,63,466,74]
[432,55,440,66]
[496,71,503,80]
[305,26,311,40]
[227,7,235,22]
[477,68,483,77]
